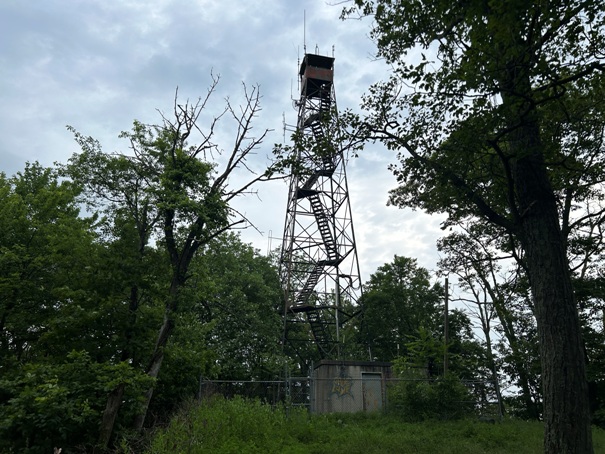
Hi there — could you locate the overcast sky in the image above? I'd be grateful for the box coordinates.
[0,0,448,281]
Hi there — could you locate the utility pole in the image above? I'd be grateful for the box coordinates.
[444,277,449,375]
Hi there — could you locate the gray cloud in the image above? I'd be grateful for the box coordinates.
[0,0,445,279]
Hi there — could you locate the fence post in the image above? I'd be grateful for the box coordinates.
[197,374,203,401]
[309,361,315,413]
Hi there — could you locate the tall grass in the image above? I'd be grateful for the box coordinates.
[145,396,605,454]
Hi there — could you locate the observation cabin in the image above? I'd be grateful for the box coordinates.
[299,54,334,100]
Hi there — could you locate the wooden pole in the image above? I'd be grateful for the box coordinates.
[444,277,449,376]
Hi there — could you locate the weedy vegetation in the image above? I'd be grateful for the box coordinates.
[142,397,605,454]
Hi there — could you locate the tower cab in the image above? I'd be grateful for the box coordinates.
[299,54,334,100]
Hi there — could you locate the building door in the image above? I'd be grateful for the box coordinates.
[362,373,383,412]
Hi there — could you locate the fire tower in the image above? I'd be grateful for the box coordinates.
[280,53,362,360]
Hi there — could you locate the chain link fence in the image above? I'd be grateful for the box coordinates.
[197,375,501,420]
[197,380,286,407]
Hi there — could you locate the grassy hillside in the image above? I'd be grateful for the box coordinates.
[143,397,605,454]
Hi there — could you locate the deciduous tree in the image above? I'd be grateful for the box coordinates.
[359,256,442,362]
[343,1,605,451]
[67,78,278,443]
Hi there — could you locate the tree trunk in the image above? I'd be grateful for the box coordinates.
[131,235,192,431]
[132,310,174,431]
[495,304,540,419]
[511,119,593,453]
[516,361,540,420]
[97,383,126,449]
[482,323,505,417]
[520,206,593,452]
[98,285,141,447]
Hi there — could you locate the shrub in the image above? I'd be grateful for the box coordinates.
[0,351,152,453]
[388,374,474,421]
[149,396,309,453]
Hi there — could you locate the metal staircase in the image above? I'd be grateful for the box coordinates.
[280,52,362,361]
[295,263,323,306]
[308,194,338,262]
[306,307,334,358]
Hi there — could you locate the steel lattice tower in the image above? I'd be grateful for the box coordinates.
[280,53,362,360]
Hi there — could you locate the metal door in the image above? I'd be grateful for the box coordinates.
[362,373,382,412]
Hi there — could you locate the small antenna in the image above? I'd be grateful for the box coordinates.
[267,230,272,256]
[303,11,307,54]
[282,113,286,143]
[296,46,300,96]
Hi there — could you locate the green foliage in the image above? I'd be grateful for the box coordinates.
[0,154,281,449]
[146,397,605,453]
[0,162,165,451]
[359,256,443,362]
[271,106,362,179]
[396,326,446,377]
[0,164,97,364]
[62,83,277,439]
[0,351,152,454]
[149,396,309,453]
[342,1,604,450]
[148,312,217,420]
[358,256,487,381]
[188,233,285,381]
[387,374,474,422]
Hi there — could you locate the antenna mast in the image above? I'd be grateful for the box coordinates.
[303,10,306,54]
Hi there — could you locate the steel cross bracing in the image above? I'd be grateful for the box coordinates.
[280,53,362,360]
